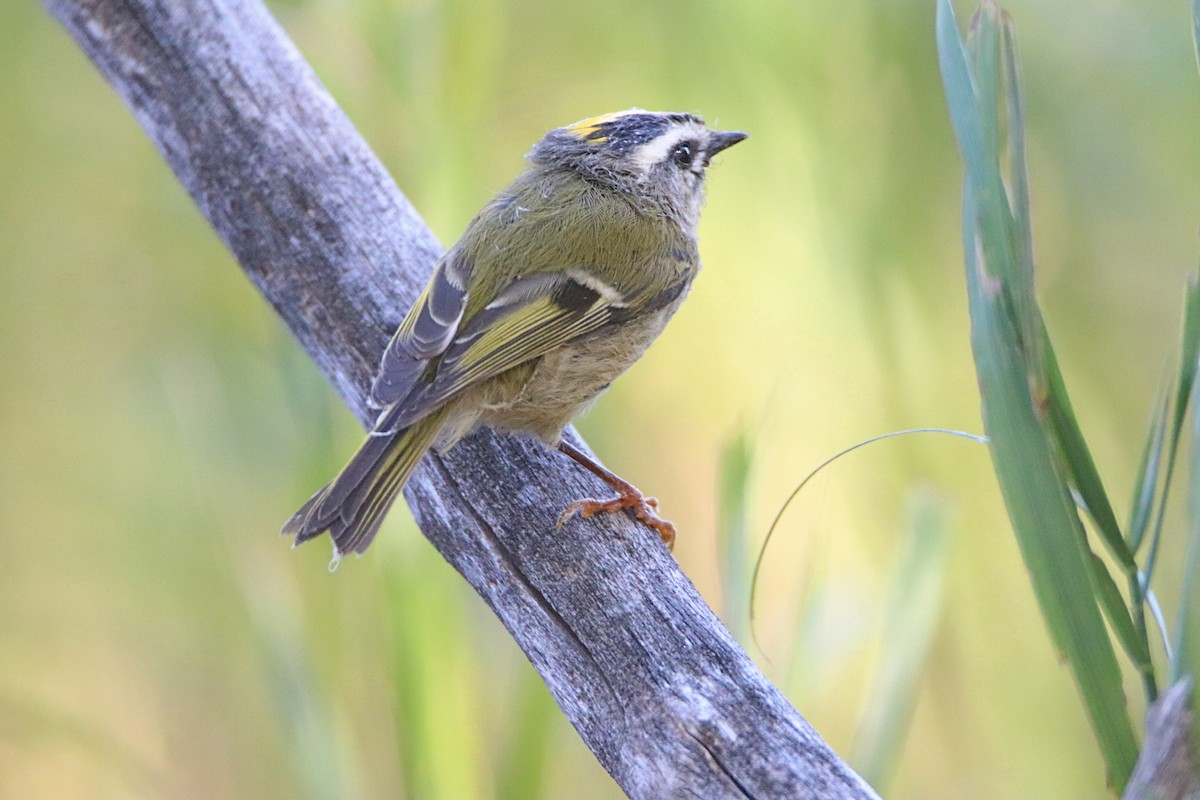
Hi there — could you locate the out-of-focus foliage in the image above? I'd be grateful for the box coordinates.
[1,0,1197,797]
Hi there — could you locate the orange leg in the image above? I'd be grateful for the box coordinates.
[556,440,676,550]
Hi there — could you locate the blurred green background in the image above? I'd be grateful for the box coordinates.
[2,0,1197,797]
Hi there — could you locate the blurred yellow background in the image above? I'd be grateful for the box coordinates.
[2,0,1196,797]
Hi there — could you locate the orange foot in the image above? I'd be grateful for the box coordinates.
[558,491,677,550]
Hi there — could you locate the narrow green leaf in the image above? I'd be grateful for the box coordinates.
[939,0,1021,296]
[1124,283,1200,703]
[1043,341,1136,572]
[1043,304,1156,703]
[1007,5,1133,578]
[937,0,987,202]
[992,8,1042,375]
[970,7,1002,190]
[1086,551,1152,674]
[943,1,1140,779]
[1128,385,1170,553]
[1001,13,1034,283]
[1145,277,1200,587]
[961,189,1137,788]
[1178,276,1200,418]
[1175,352,1200,684]
[1127,381,1169,705]
[964,13,1023,301]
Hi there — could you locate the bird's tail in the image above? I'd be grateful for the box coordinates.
[282,406,449,560]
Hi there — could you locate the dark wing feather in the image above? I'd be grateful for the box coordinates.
[368,249,472,408]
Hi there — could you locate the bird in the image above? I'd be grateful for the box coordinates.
[283,109,746,562]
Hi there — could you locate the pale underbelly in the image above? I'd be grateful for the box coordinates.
[437,307,674,448]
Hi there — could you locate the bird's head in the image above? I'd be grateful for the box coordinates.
[530,109,747,224]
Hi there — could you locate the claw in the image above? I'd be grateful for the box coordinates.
[557,491,676,550]
[556,439,678,550]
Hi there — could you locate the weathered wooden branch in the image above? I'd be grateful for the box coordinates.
[44,1,880,797]
[1124,680,1200,800]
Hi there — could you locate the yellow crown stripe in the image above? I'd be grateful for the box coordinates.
[564,110,631,141]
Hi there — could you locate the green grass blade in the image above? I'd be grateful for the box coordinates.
[1129,385,1170,553]
[961,192,1137,786]
[939,0,1021,301]
[993,9,1045,385]
[970,8,1002,191]
[941,1,1139,784]
[1086,551,1152,676]
[1122,285,1200,701]
[1175,362,1200,684]
[997,11,1134,579]
[1001,14,1034,283]
[1145,278,1200,586]
[962,13,1021,288]
[1176,277,1200,428]
[937,0,986,207]
[852,489,952,790]
[1044,342,1136,573]
[1187,0,1200,688]
[1126,383,1169,704]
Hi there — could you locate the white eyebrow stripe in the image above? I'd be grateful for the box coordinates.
[628,122,708,171]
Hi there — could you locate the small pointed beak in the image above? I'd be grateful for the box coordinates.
[707,130,748,159]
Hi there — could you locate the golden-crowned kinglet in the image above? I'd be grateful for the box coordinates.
[284,109,746,560]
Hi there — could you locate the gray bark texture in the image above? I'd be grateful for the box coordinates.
[43,1,881,798]
[1124,679,1200,800]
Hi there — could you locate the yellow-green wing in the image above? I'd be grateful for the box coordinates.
[381,268,660,433]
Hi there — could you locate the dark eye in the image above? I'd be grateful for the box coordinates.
[670,141,694,168]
